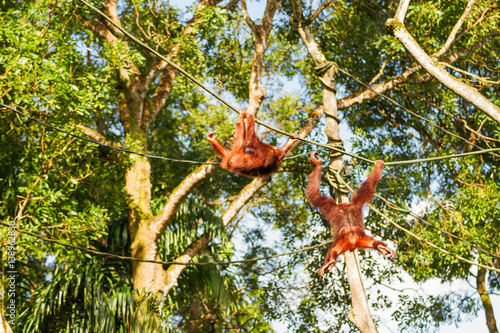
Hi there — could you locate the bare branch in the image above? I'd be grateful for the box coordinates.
[158,177,270,294]
[150,162,219,239]
[368,58,389,85]
[101,0,127,40]
[477,268,499,333]
[75,124,122,149]
[448,30,499,63]
[104,0,121,27]
[454,6,493,44]
[306,0,334,25]
[337,65,420,109]
[285,104,325,154]
[441,62,499,85]
[290,0,328,66]
[78,18,116,43]
[435,0,477,58]
[262,0,283,32]
[244,0,283,114]
[224,0,240,10]
[241,0,258,32]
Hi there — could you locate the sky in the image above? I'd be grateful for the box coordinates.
[168,1,500,332]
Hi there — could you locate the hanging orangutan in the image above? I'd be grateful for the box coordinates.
[207,111,298,178]
[306,152,396,277]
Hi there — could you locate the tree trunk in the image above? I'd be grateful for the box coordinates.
[188,300,201,333]
[124,135,157,292]
[291,1,378,331]
[477,267,499,333]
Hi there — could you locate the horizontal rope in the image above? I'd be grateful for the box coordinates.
[4,103,497,168]
[1,103,218,165]
[384,147,500,166]
[0,221,332,266]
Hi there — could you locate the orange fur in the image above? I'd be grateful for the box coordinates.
[306,152,396,277]
[207,112,298,177]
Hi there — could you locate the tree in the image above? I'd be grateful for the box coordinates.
[1,0,499,332]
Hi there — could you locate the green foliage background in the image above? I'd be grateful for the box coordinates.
[1,0,499,332]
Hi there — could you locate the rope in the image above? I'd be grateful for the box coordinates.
[4,103,498,167]
[315,62,338,93]
[327,161,350,194]
[76,0,374,163]
[283,149,324,161]
[337,67,499,158]
[1,103,219,165]
[384,148,500,166]
[0,221,331,266]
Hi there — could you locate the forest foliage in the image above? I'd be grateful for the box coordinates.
[0,0,499,332]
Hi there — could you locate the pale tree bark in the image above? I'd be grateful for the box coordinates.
[386,0,500,125]
[477,268,499,333]
[0,313,13,333]
[338,0,499,110]
[291,0,379,331]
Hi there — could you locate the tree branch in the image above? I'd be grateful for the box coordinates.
[75,124,122,149]
[150,162,219,239]
[368,58,389,85]
[224,0,240,10]
[337,65,420,109]
[434,0,477,58]
[394,0,410,23]
[306,0,334,25]
[338,30,500,110]
[386,15,500,124]
[241,0,258,32]
[284,104,325,154]
[448,30,499,63]
[243,0,283,115]
[477,268,500,333]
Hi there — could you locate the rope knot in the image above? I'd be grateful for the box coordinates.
[325,141,350,194]
[327,162,351,195]
[315,61,338,92]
